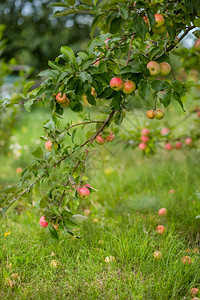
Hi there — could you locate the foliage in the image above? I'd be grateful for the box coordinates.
[0,0,200,239]
[0,0,92,74]
[0,25,32,155]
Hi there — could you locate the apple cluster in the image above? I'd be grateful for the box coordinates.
[143,13,167,35]
[96,131,114,145]
[146,109,165,120]
[147,61,171,77]
[110,77,136,94]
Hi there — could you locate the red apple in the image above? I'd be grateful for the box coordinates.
[122,80,136,94]
[141,136,149,143]
[194,39,200,52]
[169,189,175,194]
[147,61,161,76]
[96,134,105,145]
[110,77,124,91]
[106,131,114,142]
[39,216,48,228]
[160,127,170,136]
[153,251,162,259]
[141,128,150,136]
[158,208,167,216]
[185,137,192,145]
[16,167,22,174]
[143,16,149,26]
[181,256,192,265]
[156,225,165,234]
[146,110,155,119]
[91,87,97,98]
[78,187,90,199]
[139,143,147,150]
[45,140,52,151]
[164,143,173,151]
[154,14,165,28]
[191,288,199,296]
[160,62,171,76]
[154,109,165,120]
[175,141,182,149]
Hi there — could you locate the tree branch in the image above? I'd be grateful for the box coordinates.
[61,120,104,133]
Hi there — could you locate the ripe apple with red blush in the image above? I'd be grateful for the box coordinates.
[96,134,105,145]
[156,225,165,234]
[175,141,182,149]
[139,143,147,151]
[39,216,48,228]
[141,136,149,143]
[78,187,90,199]
[141,128,150,136]
[158,208,167,216]
[185,138,192,145]
[146,110,155,119]
[154,109,165,120]
[45,140,52,151]
[122,80,136,94]
[110,77,124,91]
[164,143,173,151]
[147,61,161,76]
[106,131,114,142]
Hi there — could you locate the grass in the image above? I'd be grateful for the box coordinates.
[0,107,200,299]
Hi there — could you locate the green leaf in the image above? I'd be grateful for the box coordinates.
[57,133,66,143]
[161,90,172,107]
[173,92,185,111]
[24,99,34,112]
[23,81,35,96]
[48,223,59,240]
[166,23,177,41]
[64,219,79,230]
[194,18,200,27]
[111,93,122,110]
[38,69,59,78]
[86,94,96,105]
[110,17,122,34]
[138,80,151,101]
[60,46,76,64]
[146,9,155,29]
[119,4,129,19]
[114,110,125,125]
[48,60,63,71]
[135,15,148,40]
[90,14,103,37]
[50,2,70,7]
[172,80,182,93]
[71,102,83,112]
[151,80,170,92]
[32,146,43,159]
[70,214,87,223]
[71,129,77,144]
[43,119,55,130]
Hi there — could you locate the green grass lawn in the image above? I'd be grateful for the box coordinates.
[0,107,200,299]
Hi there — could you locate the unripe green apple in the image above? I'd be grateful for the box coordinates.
[147,61,161,76]
[153,25,166,34]
[160,62,171,76]
[194,39,200,52]
[96,134,105,145]
[154,14,165,28]
[146,110,155,119]
[110,77,124,91]
[122,80,136,94]
[154,109,165,120]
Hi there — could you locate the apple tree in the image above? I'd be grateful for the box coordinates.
[0,0,200,239]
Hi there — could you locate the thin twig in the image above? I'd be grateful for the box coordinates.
[127,34,135,65]
[78,150,89,187]
[60,120,104,133]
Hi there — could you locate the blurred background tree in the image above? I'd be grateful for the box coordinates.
[0,0,92,74]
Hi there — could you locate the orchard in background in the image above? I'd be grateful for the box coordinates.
[0,0,200,239]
